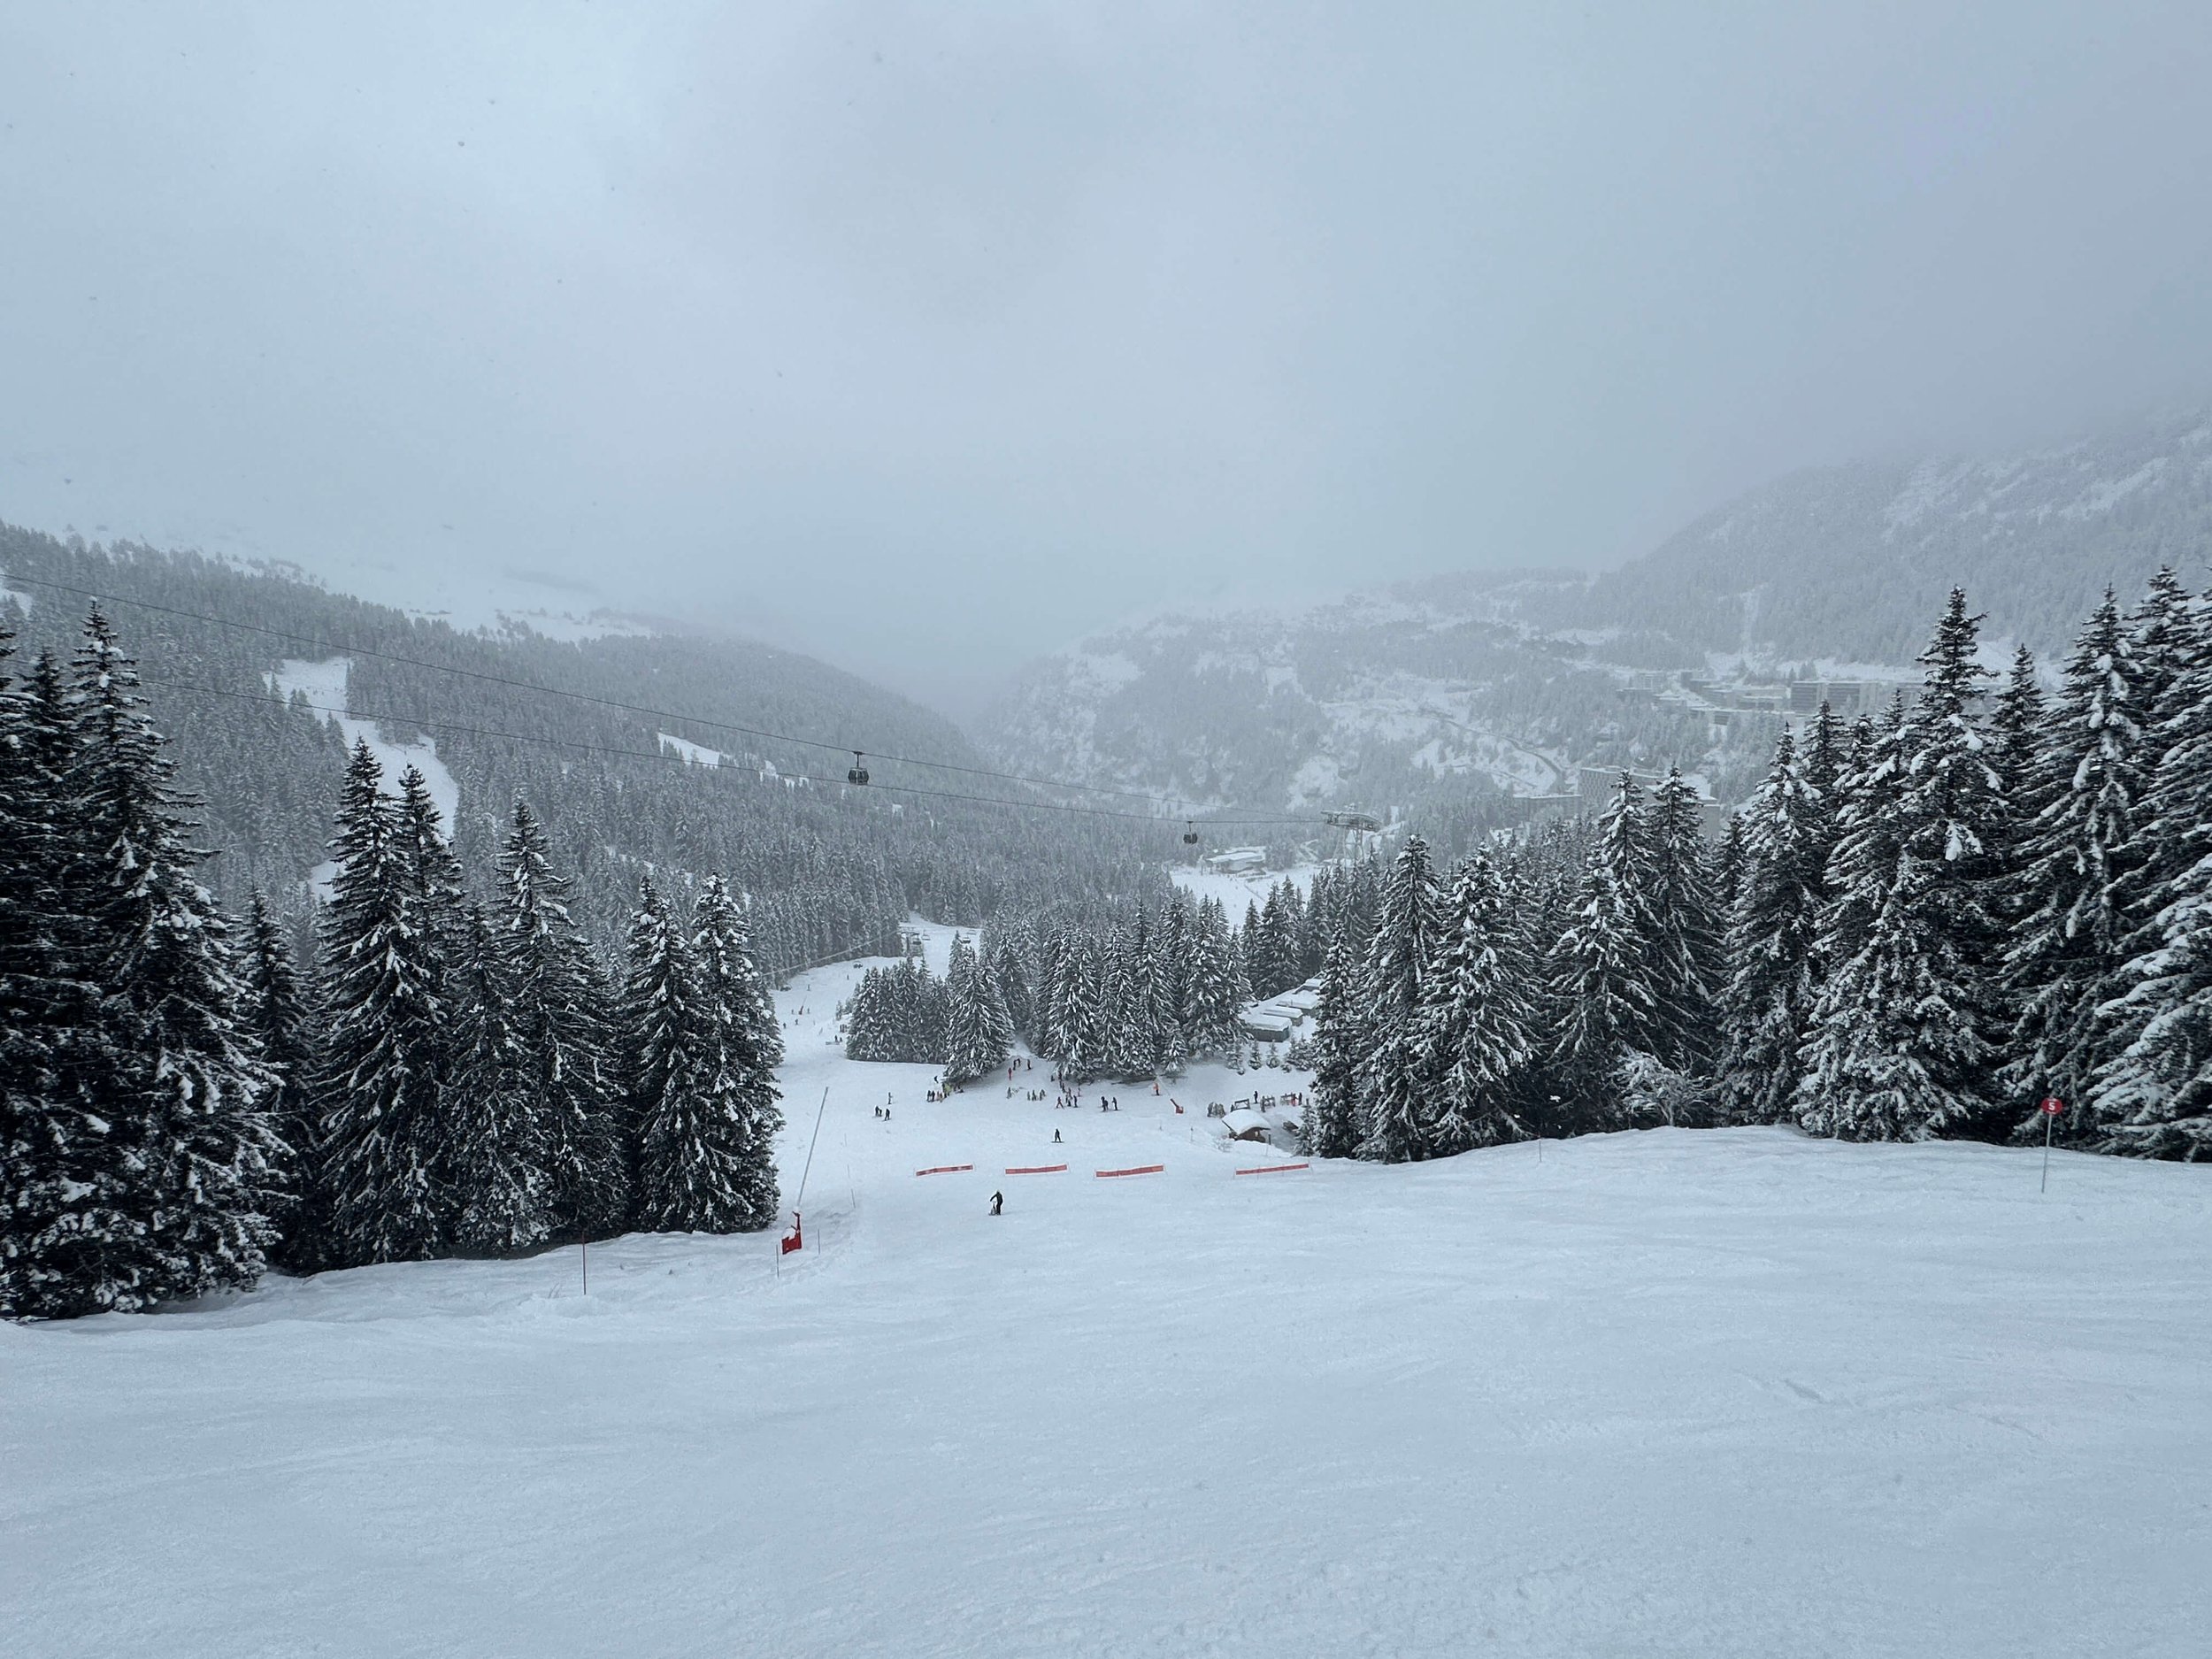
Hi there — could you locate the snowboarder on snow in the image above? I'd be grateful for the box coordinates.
[989,1191,1003,1217]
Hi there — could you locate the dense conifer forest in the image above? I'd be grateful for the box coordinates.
[0,524,1179,971]
[1,611,784,1317]
[1287,578,2212,1164]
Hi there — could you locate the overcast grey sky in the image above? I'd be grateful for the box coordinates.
[4,3,2210,707]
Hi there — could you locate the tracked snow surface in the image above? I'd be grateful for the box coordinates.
[5,943,2209,1657]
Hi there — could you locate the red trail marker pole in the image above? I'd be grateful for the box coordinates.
[2039,1096,2063,1193]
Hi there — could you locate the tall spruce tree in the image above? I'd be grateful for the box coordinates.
[442,902,551,1254]
[1717,728,1829,1125]
[1359,835,1442,1163]
[318,740,454,1263]
[691,875,783,1229]
[1794,593,2005,1141]
[1546,776,1661,1130]
[4,611,280,1317]
[1645,768,1724,1075]
[1183,899,1248,1059]
[2091,574,2212,1157]
[944,933,1014,1085]
[2001,597,2142,1141]
[240,890,326,1267]
[626,878,733,1229]
[1419,851,1539,1152]
[0,640,107,1317]
[496,799,626,1240]
[1302,937,1366,1159]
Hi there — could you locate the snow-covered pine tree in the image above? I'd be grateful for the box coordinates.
[240,890,326,1267]
[1252,885,1298,999]
[394,764,465,961]
[1712,812,1747,926]
[2090,892,2212,1160]
[1794,592,2006,1141]
[318,739,455,1263]
[982,924,1037,1049]
[442,902,551,1254]
[626,877,737,1230]
[5,611,282,1317]
[1301,936,1366,1159]
[1182,899,1248,1059]
[1716,727,1829,1125]
[1987,644,2047,806]
[1142,915,1187,1076]
[0,638,109,1318]
[695,874,784,1071]
[1097,922,1142,1079]
[910,956,951,1065]
[843,967,896,1059]
[495,798,628,1240]
[1112,914,1167,1079]
[1042,927,1084,1064]
[1419,850,1539,1152]
[2001,597,2144,1142]
[1359,834,1443,1163]
[2090,573,2212,1157]
[1160,894,1194,1045]
[1545,775,1661,1131]
[1645,768,1724,1077]
[943,933,1012,1085]
[692,874,783,1229]
[1065,923,1103,1066]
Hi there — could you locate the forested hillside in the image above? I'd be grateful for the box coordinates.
[0,524,1176,970]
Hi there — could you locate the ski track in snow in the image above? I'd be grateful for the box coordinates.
[270,657,460,841]
[5,950,2211,1657]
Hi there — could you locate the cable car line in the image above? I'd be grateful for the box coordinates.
[134,672,1325,832]
[6,573,1226,818]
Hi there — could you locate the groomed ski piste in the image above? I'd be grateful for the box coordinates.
[7,924,2211,1658]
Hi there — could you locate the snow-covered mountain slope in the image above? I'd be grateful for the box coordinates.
[8,952,2208,1659]
[1544,405,2212,667]
[0,521,1175,960]
[974,578,1711,822]
[976,406,2212,823]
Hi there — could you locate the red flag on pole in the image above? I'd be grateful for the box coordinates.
[780,1213,803,1256]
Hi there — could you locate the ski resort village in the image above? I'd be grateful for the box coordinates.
[10,9,2212,1657]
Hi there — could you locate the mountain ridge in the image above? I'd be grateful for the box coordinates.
[975,405,2212,831]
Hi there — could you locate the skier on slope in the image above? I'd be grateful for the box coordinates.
[989,1191,1003,1217]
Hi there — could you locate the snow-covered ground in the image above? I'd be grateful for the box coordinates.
[1169,858,1318,916]
[270,657,461,834]
[6,953,2210,1657]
